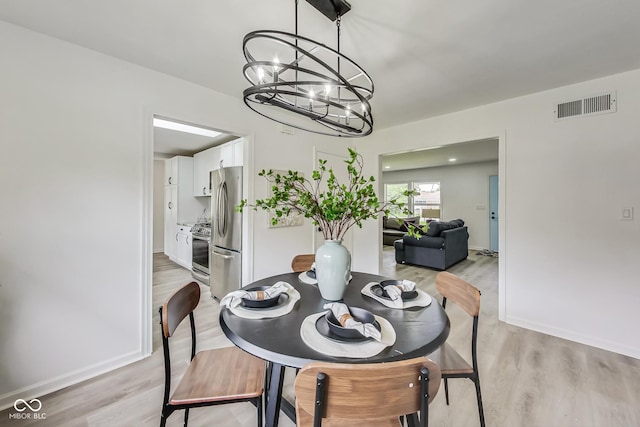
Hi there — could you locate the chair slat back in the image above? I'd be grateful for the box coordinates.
[291,254,315,272]
[161,281,201,338]
[294,358,440,424]
[435,272,480,317]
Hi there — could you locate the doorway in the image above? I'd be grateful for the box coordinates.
[380,138,499,250]
[146,115,243,355]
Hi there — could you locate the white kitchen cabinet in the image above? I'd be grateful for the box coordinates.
[232,138,244,166]
[163,185,178,259]
[164,156,179,185]
[212,146,222,171]
[163,156,207,262]
[220,143,234,169]
[175,225,192,269]
[193,147,215,197]
[191,139,245,198]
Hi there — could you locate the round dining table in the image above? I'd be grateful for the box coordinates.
[219,271,450,427]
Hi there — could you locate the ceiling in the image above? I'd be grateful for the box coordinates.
[2,0,640,133]
[153,126,237,157]
[382,138,498,172]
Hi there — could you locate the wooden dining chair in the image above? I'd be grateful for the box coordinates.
[294,357,441,427]
[430,272,485,427]
[291,254,315,272]
[159,281,266,427]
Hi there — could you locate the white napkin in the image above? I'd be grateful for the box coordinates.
[382,279,416,308]
[323,302,382,342]
[220,281,293,308]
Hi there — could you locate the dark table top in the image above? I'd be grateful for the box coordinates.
[220,271,450,368]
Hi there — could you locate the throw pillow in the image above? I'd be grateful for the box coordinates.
[399,216,421,232]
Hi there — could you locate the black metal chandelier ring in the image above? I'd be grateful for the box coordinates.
[243,30,374,102]
[242,56,374,104]
[245,84,371,131]
[242,28,374,137]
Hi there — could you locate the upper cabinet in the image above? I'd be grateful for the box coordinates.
[164,156,180,185]
[193,138,244,197]
[232,138,244,167]
[219,143,233,169]
[193,148,215,197]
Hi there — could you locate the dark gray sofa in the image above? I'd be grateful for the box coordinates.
[382,216,421,246]
[394,219,469,270]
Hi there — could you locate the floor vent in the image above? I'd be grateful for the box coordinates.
[554,91,616,120]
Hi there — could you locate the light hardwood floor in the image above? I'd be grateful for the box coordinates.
[2,248,639,427]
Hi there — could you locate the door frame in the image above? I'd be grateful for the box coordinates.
[375,132,506,321]
[141,108,253,356]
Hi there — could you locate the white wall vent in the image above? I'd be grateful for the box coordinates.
[554,91,616,120]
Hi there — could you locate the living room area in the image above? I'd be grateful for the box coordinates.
[380,139,499,271]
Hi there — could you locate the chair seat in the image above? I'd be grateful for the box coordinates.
[170,346,265,405]
[430,343,474,376]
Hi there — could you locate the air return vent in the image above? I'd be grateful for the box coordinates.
[554,91,616,120]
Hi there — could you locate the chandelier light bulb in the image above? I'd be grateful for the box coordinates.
[257,67,265,83]
[345,104,351,125]
[309,89,315,110]
[273,56,280,82]
[325,84,331,99]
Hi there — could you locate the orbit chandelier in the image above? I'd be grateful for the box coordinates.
[242,0,374,137]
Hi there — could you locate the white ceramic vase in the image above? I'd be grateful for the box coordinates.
[315,239,351,301]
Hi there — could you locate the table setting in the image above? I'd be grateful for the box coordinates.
[299,302,396,358]
[219,281,301,319]
[361,279,432,309]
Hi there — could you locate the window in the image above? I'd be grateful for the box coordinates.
[412,182,440,220]
[384,181,441,222]
[383,183,410,217]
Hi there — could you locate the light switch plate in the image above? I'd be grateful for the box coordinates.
[621,207,634,220]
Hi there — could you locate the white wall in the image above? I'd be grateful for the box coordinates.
[355,69,640,359]
[0,20,337,408]
[383,160,499,249]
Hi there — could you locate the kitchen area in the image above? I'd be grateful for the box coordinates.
[153,117,245,299]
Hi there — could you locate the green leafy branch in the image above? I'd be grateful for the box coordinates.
[237,148,423,240]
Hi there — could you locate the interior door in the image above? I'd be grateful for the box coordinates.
[313,149,354,254]
[489,175,499,252]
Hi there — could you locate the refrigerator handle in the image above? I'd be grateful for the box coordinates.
[220,181,228,236]
[211,249,233,260]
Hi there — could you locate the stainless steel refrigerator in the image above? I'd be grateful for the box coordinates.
[210,166,242,299]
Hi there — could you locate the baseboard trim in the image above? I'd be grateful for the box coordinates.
[0,350,149,411]
[506,315,640,360]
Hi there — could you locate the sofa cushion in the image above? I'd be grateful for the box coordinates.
[384,216,420,232]
[404,235,445,249]
[384,217,402,230]
[425,219,465,237]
